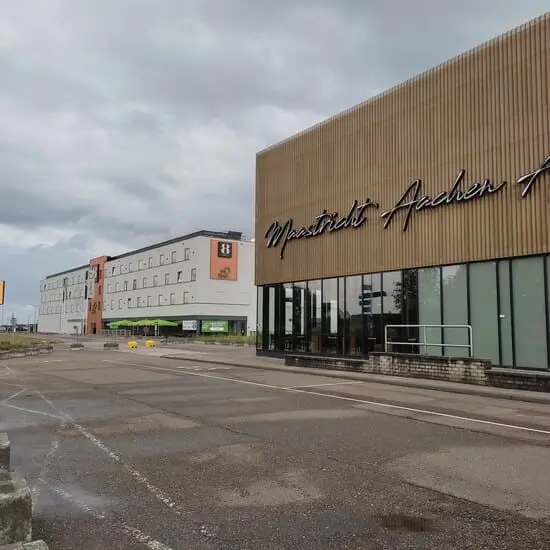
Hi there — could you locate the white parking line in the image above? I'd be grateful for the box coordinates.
[102,359,550,436]
[288,381,364,389]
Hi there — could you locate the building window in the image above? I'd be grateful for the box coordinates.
[190,268,196,281]
[158,294,163,305]
[160,254,165,264]
[418,267,442,355]
[165,273,170,285]
[184,248,190,260]
[321,278,338,354]
[307,281,322,353]
[344,276,363,356]
[148,257,153,268]
[441,264,468,357]
[292,282,307,352]
[147,296,152,307]
[111,300,115,309]
[137,297,142,307]
[382,271,405,352]
[171,251,176,263]
[132,279,137,290]
[129,262,133,271]
[170,293,176,305]
[177,270,183,283]
[183,291,189,304]
[108,285,112,293]
[119,299,123,309]
[127,298,132,307]
[498,261,513,366]
[115,282,120,292]
[143,277,148,287]
[111,267,116,276]
[363,273,382,351]
[469,261,499,365]
[124,281,128,291]
[153,275,159,286]
[512,256,547,369]
[138,260,142,270]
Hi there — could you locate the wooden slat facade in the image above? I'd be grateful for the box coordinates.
[255,14,550,286]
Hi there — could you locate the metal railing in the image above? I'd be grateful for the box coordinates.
[384,324,473,356]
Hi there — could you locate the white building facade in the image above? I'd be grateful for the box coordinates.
[38,265,89,334]
[103,231,256,334]
[38,230,257,335]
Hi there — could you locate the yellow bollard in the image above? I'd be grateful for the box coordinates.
[145,339,155,348]
[128,340,138,349]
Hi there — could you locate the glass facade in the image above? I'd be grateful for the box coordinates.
[257,255,550,371]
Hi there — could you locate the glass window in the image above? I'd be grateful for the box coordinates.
[268,286,276,350]
[148,257,153,267]
[143,277,148,287]
[256,287,263,350]
[293,282,307,352]
[165,273,170,285]
[147,296,152,307]
[498,261,513,366]
[132,279,137,290]
[363,273,382,352]
[308,280,322,353]
[512,257,547,369]
[177,271,183,283]
[441,264,469,357]
[469,262,499,364]
[171,251,176,263]
[170,293,176,305]
[153,275,159,286]
[184,248,190,260]
[382,271,403,352]
[190,269,196,281]
[158,294,163,305]
[344,275,363,355]
[322,278,338,354]
[183,291,189,304]
[418,267,442,355]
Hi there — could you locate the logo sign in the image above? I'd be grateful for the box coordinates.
[182,320,197,331]
[201,320,229,333]
[217,241,233,258]
[210,240,238,280]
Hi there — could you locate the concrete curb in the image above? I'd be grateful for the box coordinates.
[0,472,32,546]
[0,347,53,361]
[160,354,550,405]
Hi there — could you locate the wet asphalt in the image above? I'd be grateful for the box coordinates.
[1,348,550,549]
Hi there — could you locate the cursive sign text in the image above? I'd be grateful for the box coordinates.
[380,169,507,231]
[265,199,378,259]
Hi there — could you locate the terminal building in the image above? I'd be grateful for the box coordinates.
[38,230,256,335]
[254,14,550,371]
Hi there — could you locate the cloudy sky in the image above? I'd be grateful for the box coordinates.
[0,1,547,324]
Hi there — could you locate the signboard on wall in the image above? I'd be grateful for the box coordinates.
[182,320,198,331]
[210,240,238,280]
[201,320,229,333]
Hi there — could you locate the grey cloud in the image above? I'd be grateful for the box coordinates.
[0,0,548,322]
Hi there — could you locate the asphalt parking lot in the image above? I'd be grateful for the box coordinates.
[2,348,550,549]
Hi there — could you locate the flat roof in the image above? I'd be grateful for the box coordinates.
[45,229,246,279]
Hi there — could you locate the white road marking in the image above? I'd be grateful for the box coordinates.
[2,403,63,419]
[40,479,174,550]
[2,388,27,403]
[102,359,550,436]
[288,381,364,389]
[32,391,183,516]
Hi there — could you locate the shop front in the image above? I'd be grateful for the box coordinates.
[254,14,550,370]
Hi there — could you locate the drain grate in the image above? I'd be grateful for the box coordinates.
[376,513,434,532]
